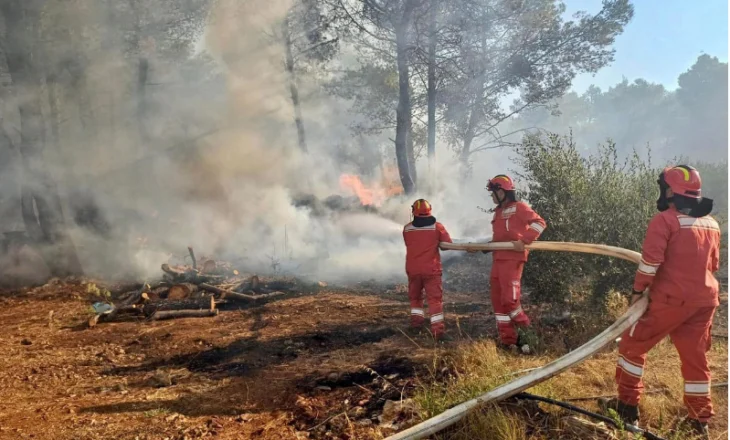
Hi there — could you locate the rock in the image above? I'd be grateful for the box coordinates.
[327,372,339,381]
[378,399,416,428]
[207,418,223,429]
[235,413,254,423]
[148,370,173,388]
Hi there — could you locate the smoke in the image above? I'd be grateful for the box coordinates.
[0,0,508,286]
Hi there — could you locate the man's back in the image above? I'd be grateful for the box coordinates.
[641,209,721,307]
[403,219,452,276]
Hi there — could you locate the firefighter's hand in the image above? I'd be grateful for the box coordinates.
[630,290,643,305]
[512,240,525,252]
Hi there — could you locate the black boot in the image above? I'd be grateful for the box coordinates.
[597,397,639,426]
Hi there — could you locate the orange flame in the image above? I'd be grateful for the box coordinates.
[339,172,403,206]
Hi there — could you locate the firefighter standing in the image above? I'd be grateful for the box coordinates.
[403,199,453,340]
[600,165,720,439]
[478,175,547,352]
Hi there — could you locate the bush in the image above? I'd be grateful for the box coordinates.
[513,133,658,303]
[695,159,729,281]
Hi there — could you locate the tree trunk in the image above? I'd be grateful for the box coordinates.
[394,0,417,195]
[283,15,308,153]
[137,57,150,142]
[426,0,437,186]
[20,185,43,242]
[459,98,480,179]
[1,0,84,277]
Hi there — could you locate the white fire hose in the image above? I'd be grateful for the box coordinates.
[385,241,648,440]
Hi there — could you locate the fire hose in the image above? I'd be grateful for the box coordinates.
[514,393,666,440]
[385,241,649,440]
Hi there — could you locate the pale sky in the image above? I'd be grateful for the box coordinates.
[566,0,728,93]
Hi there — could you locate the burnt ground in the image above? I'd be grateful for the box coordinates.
[0,253,726,440]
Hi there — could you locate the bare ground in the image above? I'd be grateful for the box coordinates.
[0,263,726,440]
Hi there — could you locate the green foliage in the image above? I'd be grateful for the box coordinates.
[514,133,658,302]
[694,159,729,279]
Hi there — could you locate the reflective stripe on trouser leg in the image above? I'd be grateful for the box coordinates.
[615,351,647,406]
[408,275,425,327]
[495,314,518,345]
[423,275,445,336]
[684,380,714,421]
[673,306,716,421]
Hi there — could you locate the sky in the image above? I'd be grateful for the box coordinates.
[565,0,728,93]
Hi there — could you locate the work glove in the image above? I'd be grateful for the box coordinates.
[630,290,644,304]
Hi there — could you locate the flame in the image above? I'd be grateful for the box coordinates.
[339,170,403,206]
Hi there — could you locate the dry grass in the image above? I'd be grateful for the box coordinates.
[413,293,729,440]
[414,341,554,419]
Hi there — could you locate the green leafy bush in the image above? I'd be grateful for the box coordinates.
[513,133,658,302]
[513,133,728,303]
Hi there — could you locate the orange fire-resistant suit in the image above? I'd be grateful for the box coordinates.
[490,201,546,345]
[616,208,721,422]
[403,217,452,337]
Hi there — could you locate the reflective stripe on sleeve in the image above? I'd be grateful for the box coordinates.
[411,308,425,317]
[529,223,545,234]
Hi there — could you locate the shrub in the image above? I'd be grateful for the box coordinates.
[513,134,728,303]
[513,133,658,303]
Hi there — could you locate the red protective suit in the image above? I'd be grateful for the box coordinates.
[490,201,546,345]
[616,208,721,422]
[403,218,452,336]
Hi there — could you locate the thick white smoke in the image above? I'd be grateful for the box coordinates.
[0,0,515,286]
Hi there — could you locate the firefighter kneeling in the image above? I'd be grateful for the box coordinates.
[600,165,721,439]
[403,199,453,341]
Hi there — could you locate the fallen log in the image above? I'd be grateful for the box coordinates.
[201,259,217,274]
[161,263,190,278]
[236,275,260,292]
[264,279,297,291]
[167,283,199,300]
[143,295,215,316]
[161,263,224,283]
[88,304,144,328]
[150,309,219,320]
[386,241,648,440]
[199,283,286,301]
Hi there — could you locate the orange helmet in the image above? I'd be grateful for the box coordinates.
[411,199,432,217]
[661,165,702,199]
[487,174,515,192]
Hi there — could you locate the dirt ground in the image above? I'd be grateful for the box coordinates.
[0,257,727,440]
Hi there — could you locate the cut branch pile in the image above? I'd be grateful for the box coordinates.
[88,247,316,328]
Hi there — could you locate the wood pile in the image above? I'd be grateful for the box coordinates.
[88,247,314,328]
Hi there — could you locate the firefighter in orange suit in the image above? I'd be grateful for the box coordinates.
[403,199,452,340]
[600,165,720,439]
[482,175,546,351]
